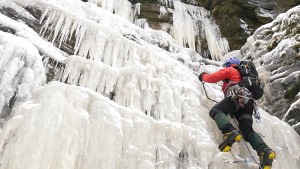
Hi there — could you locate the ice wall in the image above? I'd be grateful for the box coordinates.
[0,81,217,169]
[0,82,299,169]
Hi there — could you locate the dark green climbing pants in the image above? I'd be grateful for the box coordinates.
[209,97,266,151]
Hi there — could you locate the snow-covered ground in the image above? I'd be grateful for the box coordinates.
[0,0,299,169]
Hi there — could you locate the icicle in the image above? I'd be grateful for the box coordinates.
[111,38,121,67]
[172,1,196,50]
[61,56,84,85]
[61,55,122,97]
[158,0,174,7]
[135,19,149,29]
[159,6,168,17]
[40,9,57,37]
[58,15,73,47]
[134,3,141,16]
[74,22,88,55]
[51,13,65,44]
[42,55,50,67]
[115,44,125,68]
[39,7,50,25]
[89,0,134,21]
[82,62,102,90]
[76,24,98,59]
[102,41,114,65]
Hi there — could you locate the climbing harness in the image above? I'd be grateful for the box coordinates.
[225,84,261,123]
[225,84,253,108]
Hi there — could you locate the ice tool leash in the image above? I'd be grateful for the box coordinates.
[194,62,218,103]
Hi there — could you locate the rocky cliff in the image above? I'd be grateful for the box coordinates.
[240,6,300,133]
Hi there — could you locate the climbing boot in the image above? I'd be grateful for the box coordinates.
[218,130,242,152]
[258,145,276,169]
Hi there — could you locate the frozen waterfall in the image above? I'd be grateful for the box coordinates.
[0,0,299,169]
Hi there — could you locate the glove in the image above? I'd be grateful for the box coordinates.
[198,73,207,82]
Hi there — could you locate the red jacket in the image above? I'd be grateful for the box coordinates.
[202,64,242,93]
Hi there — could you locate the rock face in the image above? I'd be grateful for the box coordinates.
[132,0,172,30]
[240,6,300,134]
[209,0,300,49]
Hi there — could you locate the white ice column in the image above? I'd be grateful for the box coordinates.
[171,1,230,61]
[171,1,196,50]
[61,55,119,96]
[89,0,134,21]
[0,31,45,114]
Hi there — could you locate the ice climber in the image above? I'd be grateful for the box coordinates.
[198,57,276,169]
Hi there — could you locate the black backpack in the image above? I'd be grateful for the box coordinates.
[234,61,264,100]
